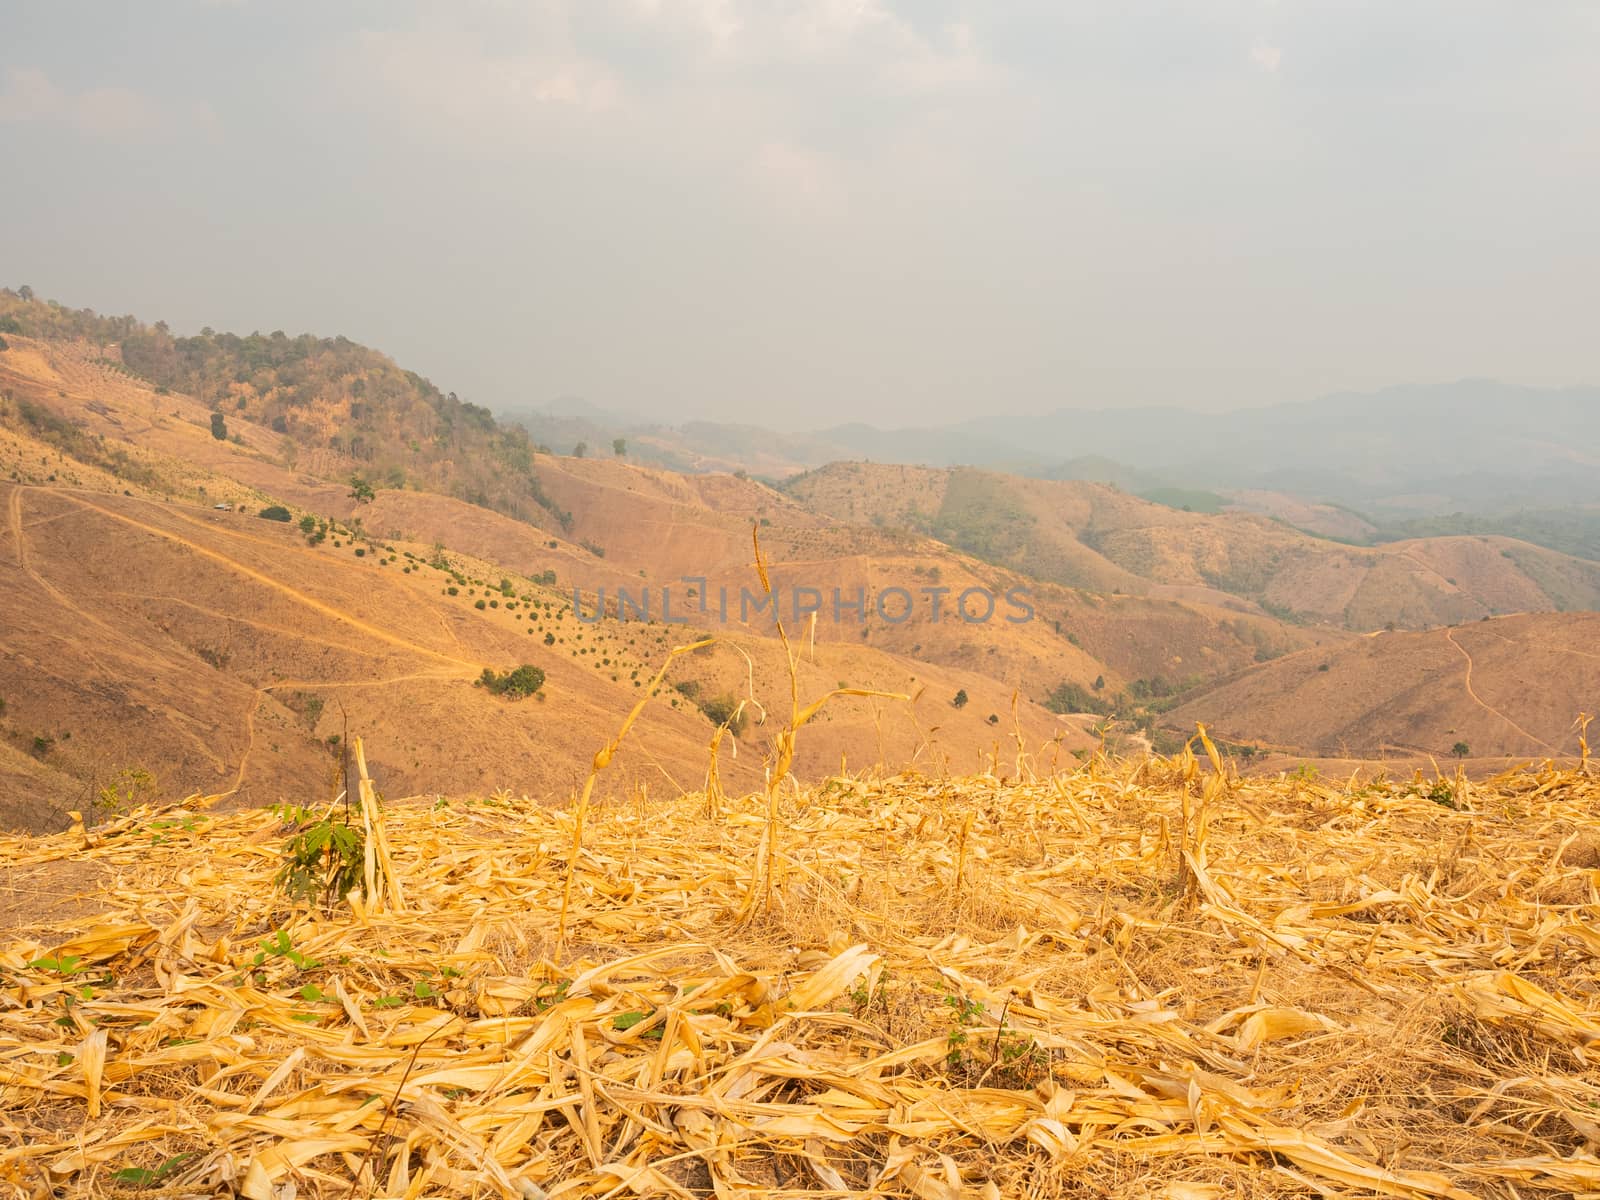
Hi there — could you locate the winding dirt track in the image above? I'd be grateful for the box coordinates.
[1444,627,1559,755]
[59,492,481,670]
[7,486,131,674]
[9,485,486,799]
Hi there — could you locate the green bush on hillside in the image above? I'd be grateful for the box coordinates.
[699,693,746,736]
[478,665,546,699]
[1044,681,1114,717]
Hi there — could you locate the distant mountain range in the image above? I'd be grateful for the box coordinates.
[4,287,1596,831]
[501,380,1600,550]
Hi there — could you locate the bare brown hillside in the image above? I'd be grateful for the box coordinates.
[1167,612,1600,760]
[4,307,1590,822]
[0,336,1336,727]
[0,479,1088,832]
[785,462,1600,629]
[0,330,1344,767]
[524,455,1340,691]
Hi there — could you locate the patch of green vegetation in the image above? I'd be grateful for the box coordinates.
[478,664,546,699]
[925,468,1038,565]
[93,767,157,823]
[111,1152,195,1189]
[1374,508,1600,563]
[1138,487,1228,514]
[698,693,747,736]
[1043,681,1113,717]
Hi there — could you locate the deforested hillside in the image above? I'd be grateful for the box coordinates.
[0,308,1330,794]
[785,463,1600,630]
[1167,611,1600,760]
[0,290,570,531]
[515,454,1342,697]
[3,287,1588,824]
[0,475,1083,833]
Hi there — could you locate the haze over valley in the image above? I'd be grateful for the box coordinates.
[3,289,1596,833]
[8,7,1600,1196]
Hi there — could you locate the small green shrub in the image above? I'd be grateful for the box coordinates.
[699,693,746,736]
[258,505,293,522]
[275,811,365,906]
[478,665,546,698]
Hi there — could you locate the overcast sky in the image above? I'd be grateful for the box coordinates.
[2,2,1597,428]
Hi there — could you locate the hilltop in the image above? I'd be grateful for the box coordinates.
[0,291,570,532]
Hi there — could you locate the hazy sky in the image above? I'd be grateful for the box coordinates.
[2,2,1597,428]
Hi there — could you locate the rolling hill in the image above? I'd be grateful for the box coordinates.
[3,288,1595,831]
[0,291,572,532]
[0,474,1088,832]
[1166,612,1600,762]
[0,325,1337,702]
[783,463,1600,630]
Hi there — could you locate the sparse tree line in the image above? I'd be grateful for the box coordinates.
[0,287,576,536]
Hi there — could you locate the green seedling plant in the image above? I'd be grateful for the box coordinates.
[944,992,985,1071]
[847,971,891,1017]
[146,815,202,844]
[93,767,157,825]
[408,964,462,1003]
[943,991,1049,1089]
[611,1008,665,1039]
[247,929,322,986]
[111,1152,194,1189]
[274,808,365,907]
[29,953,89,977]
[532,979,571,1012]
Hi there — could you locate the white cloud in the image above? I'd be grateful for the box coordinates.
[1250,37,1283,73]
[0,67,185,137]
[348,28,624,126]
[630,0,742,50]
[621,1,998,91]
[747,139,847,221]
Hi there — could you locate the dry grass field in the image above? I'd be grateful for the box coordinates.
[3,730,1599,1198]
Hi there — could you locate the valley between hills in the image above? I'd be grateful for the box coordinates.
[1,291,1594,832]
